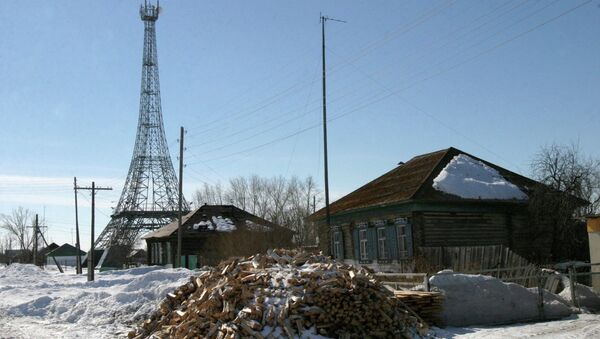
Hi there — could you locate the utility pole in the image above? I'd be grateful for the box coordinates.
[38,223,63,273]
[176,126,184,268]
[75,181,112,281]
[33,214,38,265]
[320,14,345,234]
[28,215,63,272]
[74,177,82,274]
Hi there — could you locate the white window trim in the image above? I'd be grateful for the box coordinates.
[397,223,409,259]
[333,231,342,259]
[359,229,368,261]
[377,227,387,259]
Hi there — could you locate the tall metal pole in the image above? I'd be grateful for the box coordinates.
[321,16,331,232]
[89,182,96,281]
[176,126,184,268]
[74,177,82,274]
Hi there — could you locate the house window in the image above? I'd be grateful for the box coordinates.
[397,223,410,258]
[377,227,387,259]
[151,243,159,264]
[359,229,368,261]
[333,231,343,259]
[157,243,163,264]
[166,242,172,264]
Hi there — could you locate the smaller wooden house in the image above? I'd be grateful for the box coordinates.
[143,204,294,269]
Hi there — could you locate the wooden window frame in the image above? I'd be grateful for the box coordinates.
[397,223,409,259]
[377,227,387,260]
[359,229,368,261]
[333,231,343,259]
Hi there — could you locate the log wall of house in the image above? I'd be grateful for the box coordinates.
[420,212,509,247]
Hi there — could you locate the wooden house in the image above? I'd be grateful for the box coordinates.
[143,204,295,269]
[46,243,86,268]
[308,147,558,271]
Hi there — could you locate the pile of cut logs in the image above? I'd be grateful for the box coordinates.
[393,291,444,325]
[128,249,427,339]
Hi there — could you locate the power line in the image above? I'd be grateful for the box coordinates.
[185,1,457,138]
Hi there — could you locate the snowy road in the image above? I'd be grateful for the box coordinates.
[435,314,600,338]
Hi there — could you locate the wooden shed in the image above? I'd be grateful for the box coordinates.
[143,204,294,269]
[308,147,553,271]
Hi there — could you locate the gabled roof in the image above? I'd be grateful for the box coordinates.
[309,147,540,220]
[142,204,292,239]
[47,243,86,257]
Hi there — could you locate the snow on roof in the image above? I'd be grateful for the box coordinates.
[191,216,236,232]
[432,154,528,200]
[245,220,271,232]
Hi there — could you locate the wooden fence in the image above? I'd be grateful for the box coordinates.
[419,245,530,272]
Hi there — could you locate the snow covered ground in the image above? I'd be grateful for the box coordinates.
[434,314,600,338]
[0,264,194,338]
[429,271,573,326]
[1,264,599,338]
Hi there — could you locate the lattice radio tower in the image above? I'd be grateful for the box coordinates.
[95,1,189,256]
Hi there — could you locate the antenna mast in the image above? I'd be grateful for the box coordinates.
[320,14,345,244]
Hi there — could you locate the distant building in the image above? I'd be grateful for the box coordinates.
[126,249,147,267]
[37,243,59,266]
[143,204,295,269]
[46,243,86,268]
[309,147,579,271]
[3,249,31,264]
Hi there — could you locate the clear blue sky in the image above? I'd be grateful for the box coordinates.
[1,0,598,249]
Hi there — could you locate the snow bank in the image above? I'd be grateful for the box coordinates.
[0,264,195,338]
[560,283,600,311]
[430,271,572,326]
[432,154,528,200]
[434,314,600,338]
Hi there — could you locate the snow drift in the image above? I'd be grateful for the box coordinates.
[432,154,528,200]
[0,264,194,338]
[430,271,572,326]
[560,283,600,311]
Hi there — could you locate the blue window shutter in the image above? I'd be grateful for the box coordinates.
[353,228,360,260]
[387,225,398,260]
[406,223,414,258]
[367,228,377,261]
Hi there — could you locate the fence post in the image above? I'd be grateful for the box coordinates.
[568,265,580,310]
[425,273,430,292]
[537,272,545,321]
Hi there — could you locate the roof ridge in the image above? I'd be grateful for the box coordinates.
[408,148,455,200]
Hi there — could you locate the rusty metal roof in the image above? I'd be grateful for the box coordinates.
[309,147,540,220]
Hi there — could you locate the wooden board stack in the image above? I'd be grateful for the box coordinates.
[393,291,444,326]
[128,249,427,339]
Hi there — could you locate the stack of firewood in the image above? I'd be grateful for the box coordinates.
[393,291,444,325]
[128,249,426,339]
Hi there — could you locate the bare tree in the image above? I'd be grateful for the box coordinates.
[532,143,600,215]
[192,175,322,246]
[529,143,600,261]
[193,182,226,206]
[0,207,35,252]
